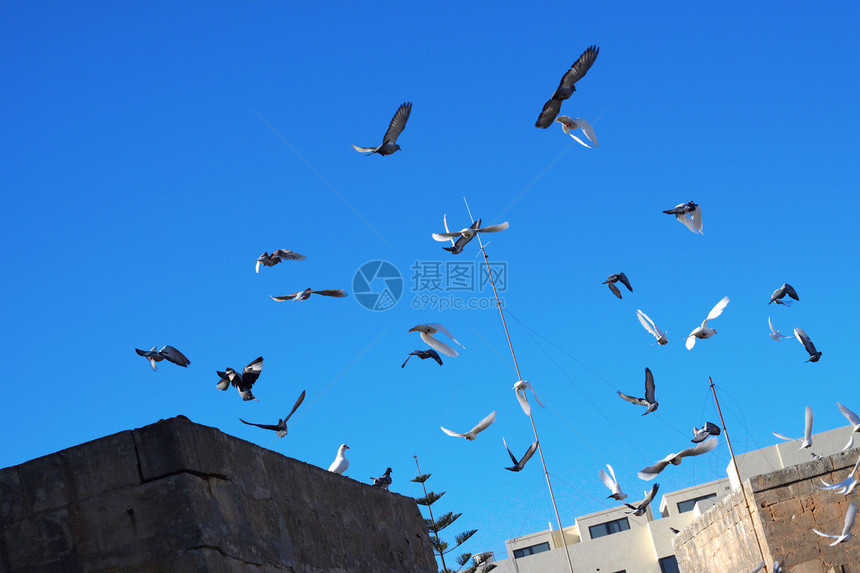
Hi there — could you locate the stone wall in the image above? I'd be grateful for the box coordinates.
[0,416,437,573]
[675,448,860,573]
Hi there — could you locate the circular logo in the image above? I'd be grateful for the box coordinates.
[352,260,403,311]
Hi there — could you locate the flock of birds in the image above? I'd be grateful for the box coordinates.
[130,42,849,570]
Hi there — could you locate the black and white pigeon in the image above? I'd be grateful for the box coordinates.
[255,249,305,273]
[239,390,305,437]
[135,345,190,371]
[617,367,658,415]
[625,483,659,516]
[794,327,822,362]
[436,215,481,254]
[638,437,719,480]
[663,201,702,234]
[217,356,263,401]
[408,323,465,358]
[691,422,722,443]
[502,437,539,472]
[441,411,496,441]
[769,283,799,306]
[371,467,393,489]
[432,217,509,251]
[271,288,348,302]
[352,102,412,156]
[535,45,599,128]
[603,272,632,299]
[598,464,627,501]
[401,349,443,368]
[813,501,856,546]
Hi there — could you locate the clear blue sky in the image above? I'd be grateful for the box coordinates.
[2,1,859,562]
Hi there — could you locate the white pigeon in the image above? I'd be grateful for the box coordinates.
[513,379,545,416]
[638,436,719,480]
[328,444,350,475]
[441,411,496,441]
[813,501,856,546]
[408,323,465,358]
[554,116,598,148]
[773,405,814,451]
[817,452,860,495]
[636,309,668,345]
[838,402,860,451]
[685,296,730,350]
[598,464,627,501]
[768,317,791,341]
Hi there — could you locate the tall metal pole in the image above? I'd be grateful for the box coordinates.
[709,377,768,572]
[466,200,575,573]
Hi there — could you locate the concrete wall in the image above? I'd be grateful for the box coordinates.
[0,415,437,573]
[675,448,860,573]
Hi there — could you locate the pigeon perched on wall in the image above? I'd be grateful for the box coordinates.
[535,46,599,128]
[328,444,350,475]
[135,345,190,371]
[371,467,393,489]
[239,390,305,437]
[352,102,412,156]
[217,356,263,401]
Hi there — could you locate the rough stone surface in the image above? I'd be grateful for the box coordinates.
[675,448,860,572]
[0,415,437,573]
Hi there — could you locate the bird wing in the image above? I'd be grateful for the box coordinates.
[271,293,300,301]
[428,349,443,366]
[424,323,465,348]
[607,282,622,299]
[842,502,857,537]
[216,371,231,391]
[515,388,531,416]
[599,468,617,492]
[271,249,305,261]
[420,332,459,358]
[401,354,413,368]
[311,289,348,297]
[469,411,497,436]
[642,483,659,505]
[556,45,599,92]
[518,440,539,468]
[841,402,860,427]
[242,356,264,387]
[574,117,598,146]
[677,436,719,460]
[768,316,778,336]
[475,221,510,234]
[804,405,814,444]
[442,214,456,246]
[690,205,703,233]
[432,232,463,241]
[567,133,592,148]
[502,437,520,466]
[644,368,656,403]
[772,432,797,442]
[239,419,281,431]
[351,144,380,153]
[794,328,818,355]
[637,310,659,338]
[638,460,671,480]
[382,102,412,145]
[617,391,647,407]
[705,422,721,436]
[685,332,698,350]
[675,213,699,234]
[812,528,839,540]
[784,283,799,301]
[160,345,190,367]
[617,273,633,292]
[707,296,730,321]
[284,390,306,423]
[535,97,563,129]
[441,426,465,438]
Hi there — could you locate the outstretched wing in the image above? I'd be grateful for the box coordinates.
[160,345,190,367]
[469,411,497,436]
[311,289,348,297]
[239,419,280,431]
[284,390,306,423]
[677,436,719,460]
[617,273,633,292]
[271,249,306,261]
[441,426,465,438]
[617,391,647,407]
[706,296,730,321]
[535,96,563,129]
[804,405,814,444]
[382,102,412,145]
[271,293,300,302]
[518,440,539,469]
[838,402,860,427]
[637,310,659,338]
[424,323,465,348]
[502,437,520,466]
[420,332,459,358]
[644,368,656,403]
[599,467,617,492]
[556,45,599,93]
[351,144,380,154]
[638,460,670,480]
[242,356,264,387]
[475,222,510,234]
[784,283,799,301]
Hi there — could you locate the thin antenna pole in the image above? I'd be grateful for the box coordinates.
[464,197,575,573]
[709,377,768,572]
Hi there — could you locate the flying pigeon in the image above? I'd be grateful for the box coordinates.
[535,45,599,129]
[401,349,443,368]
[817,452,860,495]
[328,444,350,475]
[794,327,822,362]
[768,317,792,341]
[441,411,496,441]
[371,467,393,489]
[598,464,627,501]
[603,273,632,299]
[813,501,856,546]
[685,296,730,350]
[502,437,539,472]
[773,405,815,451]
[617,367,658,415]
[352,102,412,156]
[638,437,719,480]
[838,402,860,451]
[135,345,190,371]
[625,483,659,516]
[636,310,668,345]
[255,249,306,273]
[432,218,509,251]
[437,215,480,254]
[691,422,722,443]
[217,356,263,401]
[271,288,348,302]
[663,201,702,234]
[769,283,799,306]
[239,390,306,437]
[408,323,465,358]
[513,379,545,416]
[554,116,598,148]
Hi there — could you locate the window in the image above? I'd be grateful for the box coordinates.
[513,542,550,559]
[676,493,717,514]
[659,555,680,573]
[587,517,630,539]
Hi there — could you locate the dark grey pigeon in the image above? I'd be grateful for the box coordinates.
[604,273,632,299]
[691,422,722,443]
[535,46,599,128]
[135,345,190,371]
[401,349,443,368]
[255,249,306,273]
[352,102,412,156]
[617,367,658,415]
[794,327,822,362]
[371,467,393,490]
[217,356,263,401]
[625,483,659,516]
[240,390,305,437]
[271,288,348,302]
[443,219,482,254]
[502,437,539,472]
[769,283,799,305]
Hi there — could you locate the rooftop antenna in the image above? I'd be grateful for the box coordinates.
[464,196,575,573]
